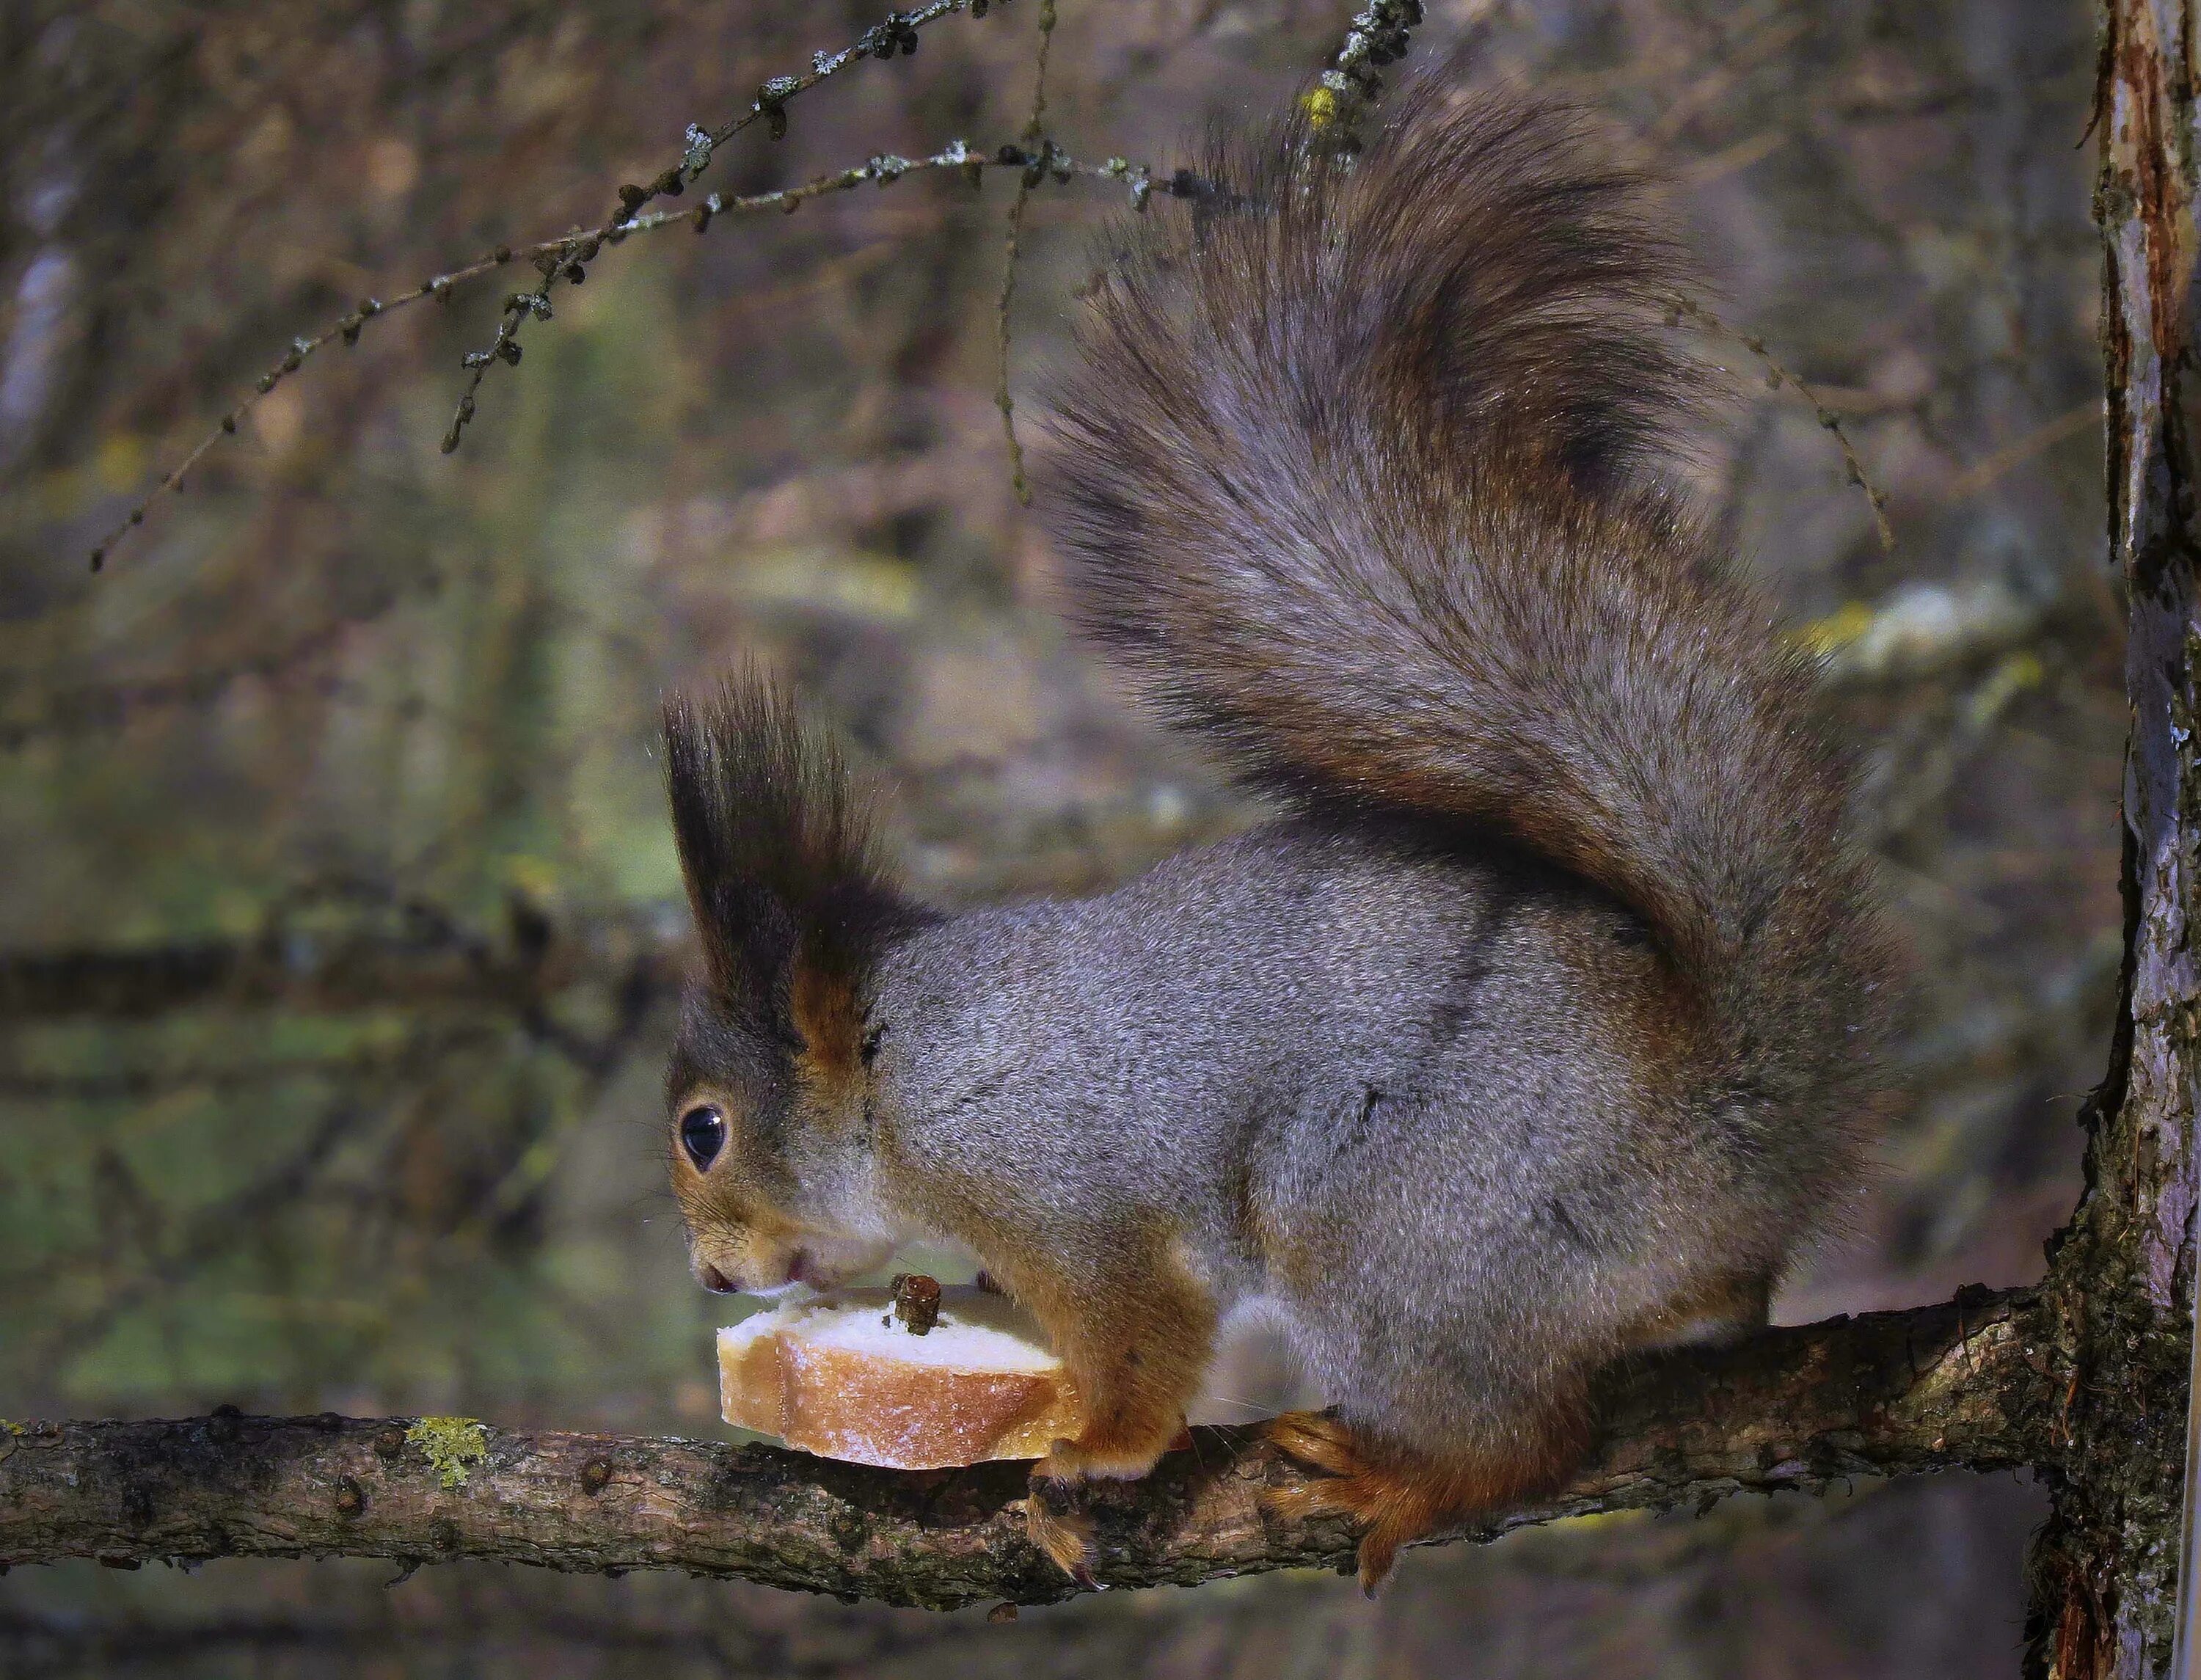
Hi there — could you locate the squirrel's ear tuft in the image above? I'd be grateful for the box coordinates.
[663,672,911,1065]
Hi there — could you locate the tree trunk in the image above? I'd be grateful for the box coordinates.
[2021,4,2201,1676]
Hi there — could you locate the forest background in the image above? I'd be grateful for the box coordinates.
[0,0,2117,1673]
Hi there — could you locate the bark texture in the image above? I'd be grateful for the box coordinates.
[0,1292,2048,1609]
[2021,4,2201,1676]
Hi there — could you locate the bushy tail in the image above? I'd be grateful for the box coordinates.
[1045,86,1891,1124]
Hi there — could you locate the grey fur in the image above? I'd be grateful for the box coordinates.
[663,84,1896,1502]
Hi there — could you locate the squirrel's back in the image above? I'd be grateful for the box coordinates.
[1044,86,1894,1206]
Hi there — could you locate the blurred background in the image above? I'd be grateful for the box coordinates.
[0,0,2114,1674]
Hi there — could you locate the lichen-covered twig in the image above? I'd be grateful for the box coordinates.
[1302,1,1427,155]
[438,0,1010,459]
[604,141,1146,240]
[0,1289,2054,1608]
[84,1,1017,574]
[80,140,1145,577]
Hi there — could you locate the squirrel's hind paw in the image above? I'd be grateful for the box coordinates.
[1260,1411,1416,1593]
[1262,1410,1580,1597]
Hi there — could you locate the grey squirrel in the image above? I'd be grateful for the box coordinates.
[660,84,1895,1590]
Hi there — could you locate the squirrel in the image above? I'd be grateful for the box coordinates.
[660,83,1895,1591]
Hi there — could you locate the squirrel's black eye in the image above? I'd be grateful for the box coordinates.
[679,1104,726,1170]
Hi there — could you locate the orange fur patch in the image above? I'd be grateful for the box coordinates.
[789,952,864,1082]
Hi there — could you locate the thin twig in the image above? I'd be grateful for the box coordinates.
[1,571,434,748]
[82,262,494,574]
[1668,293,1897,554]
[440,0,1010,461]
[0,1028,501,1102]
[22,1102,368,1370]
[995,0,1059,507]
[84,0,1012,574]
[1946,399,2102,499]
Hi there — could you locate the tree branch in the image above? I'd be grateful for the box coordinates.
[0,1290,2054,1609]
[0,911,678,1021]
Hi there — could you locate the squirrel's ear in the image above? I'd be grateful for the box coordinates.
[663,673,908,1070]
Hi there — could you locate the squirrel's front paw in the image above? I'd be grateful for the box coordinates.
[1023,1470,1098,1587]
[1035,1420,1183,1483]
[1023,1415,1194,1582]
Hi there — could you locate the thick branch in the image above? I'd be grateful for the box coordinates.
[0,913,678,1022]
[0,1292,2053,1610]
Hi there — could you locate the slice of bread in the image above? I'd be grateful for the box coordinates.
[717,1284,1083,1469]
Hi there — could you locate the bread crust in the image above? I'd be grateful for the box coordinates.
[718,1286,1084,1470]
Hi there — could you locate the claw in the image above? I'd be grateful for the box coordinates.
[1023,1476,1098,1586]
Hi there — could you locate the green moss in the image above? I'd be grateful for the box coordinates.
[406,1417,491,1489]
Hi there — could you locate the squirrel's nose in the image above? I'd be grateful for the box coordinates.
[697,1263,740,1294]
